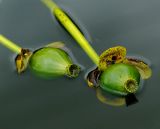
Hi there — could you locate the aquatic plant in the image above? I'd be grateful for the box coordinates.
[42,0,152,106]
[87,46,152,106]
[0,35,80,78]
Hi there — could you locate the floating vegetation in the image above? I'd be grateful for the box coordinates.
[0,35,80,78]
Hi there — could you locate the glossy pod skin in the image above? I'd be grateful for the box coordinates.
[99,63,140,96]
[29,47,80,78]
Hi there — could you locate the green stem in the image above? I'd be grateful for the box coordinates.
[0,35,21,54]
[41,0,59,11]
[42,0,100,65]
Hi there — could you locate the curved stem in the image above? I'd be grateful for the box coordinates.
[0,35,21,54]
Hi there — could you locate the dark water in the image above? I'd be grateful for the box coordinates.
[0,0,159,129]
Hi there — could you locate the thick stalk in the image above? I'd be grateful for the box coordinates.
[42,0,99,65]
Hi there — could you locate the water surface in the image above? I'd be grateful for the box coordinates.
[0,0,159,129]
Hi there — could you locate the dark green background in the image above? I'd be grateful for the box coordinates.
[0,0,159,129]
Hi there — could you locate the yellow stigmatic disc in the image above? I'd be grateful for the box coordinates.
[99,46,126,71]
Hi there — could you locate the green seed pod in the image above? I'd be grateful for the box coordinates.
[99,63,140,96]
[29,47,80,78]
[86,46,152,106]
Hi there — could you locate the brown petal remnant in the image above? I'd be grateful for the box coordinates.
[87,68,101,88]
[15,49,32,74]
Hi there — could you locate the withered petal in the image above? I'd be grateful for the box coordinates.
[124,57,152,79]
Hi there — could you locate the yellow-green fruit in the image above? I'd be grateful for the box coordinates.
[99,63,140,96]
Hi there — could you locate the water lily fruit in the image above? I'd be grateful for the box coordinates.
[29,46,80,78]
[87,46,152,106]
[0,35,80,78]
[99,63,140,96]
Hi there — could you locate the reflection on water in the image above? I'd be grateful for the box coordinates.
[96,88,126,106]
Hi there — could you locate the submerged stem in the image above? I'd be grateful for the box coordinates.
[0,35,21,54]
[41,0,59,11]
[41,0,100,65]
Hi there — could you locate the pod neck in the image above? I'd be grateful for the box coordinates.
[66,64,80,78]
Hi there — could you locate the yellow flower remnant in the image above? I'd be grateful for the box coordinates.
[99,46,126,71]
